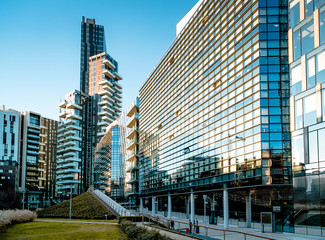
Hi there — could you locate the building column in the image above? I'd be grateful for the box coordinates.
[190,190,195,222]
[186,196,190,219]
[152,196,156,216]
[223,186,229,228]
[246,191,252,228]
[168,192,172,219]
[140,198,143,214]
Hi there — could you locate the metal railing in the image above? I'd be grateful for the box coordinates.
[92,189,134,217]
[141,213,276,240]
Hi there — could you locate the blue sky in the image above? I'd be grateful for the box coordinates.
[0,0,198,120]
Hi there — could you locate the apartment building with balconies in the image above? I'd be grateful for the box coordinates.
[56,90,84,197]
[125,97,139,208]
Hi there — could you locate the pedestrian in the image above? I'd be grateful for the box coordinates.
[195,218,199,234]
[171,220,175,230]
[189,220,192,233]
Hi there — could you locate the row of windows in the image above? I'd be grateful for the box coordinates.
[289,0,325,28]
[291,49,325,95]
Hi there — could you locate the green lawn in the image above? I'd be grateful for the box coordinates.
[1,221,127,240]
[39,218,118,223]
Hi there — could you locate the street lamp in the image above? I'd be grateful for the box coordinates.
[69,187,72,221]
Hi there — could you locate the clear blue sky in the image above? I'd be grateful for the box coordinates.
[0,0,198,120]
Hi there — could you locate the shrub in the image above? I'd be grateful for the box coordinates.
[119,220,170,240]
[118,216,149,223]
[37,192,114,219]
[0,209,36,232]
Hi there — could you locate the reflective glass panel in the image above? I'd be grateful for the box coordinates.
[303,94,317,127]
[301,20,314,56]
[307,56,316,89]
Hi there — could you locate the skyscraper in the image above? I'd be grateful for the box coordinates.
[80,16,106,95]
[139,0,292,232]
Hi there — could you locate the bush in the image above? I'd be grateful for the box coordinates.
[118,216,149,223]
[37,192,114,219]
[0,209,36,232]
[119,220,170,240]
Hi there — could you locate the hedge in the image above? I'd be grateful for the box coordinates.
[119,220,170,240]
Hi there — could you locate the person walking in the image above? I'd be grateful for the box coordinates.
[195,218,199,234]
[189,219,192,233]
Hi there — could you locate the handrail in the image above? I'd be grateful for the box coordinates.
[91,189,134,217]
[142,213,276,240]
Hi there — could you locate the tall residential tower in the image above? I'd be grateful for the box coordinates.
[80,17,106,95]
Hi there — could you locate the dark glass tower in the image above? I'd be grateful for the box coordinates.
[80,16,106,95]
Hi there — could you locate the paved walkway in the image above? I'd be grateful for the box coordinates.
[35,219,117,225]
[141,213,325,240]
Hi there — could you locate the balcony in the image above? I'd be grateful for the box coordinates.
[125,190,139,196]
[127,116,138,128]
[103,95,115,104]
[102,115,114,123]
[126,164,139,172]
[63,152,75,158]
[56,179,80,185]
[102,105,114,113]
[65,146,81,152]
[67,102,82,110]
[126,178,139,184]
[126,150,138,161]
[98,111,113,118]
[103,59,115,70]
[126,140,138,151]
[98,90,113,97]
[102,85,115,94]
[127,104,138,117]
[56,174,75,180]
[66,135,81,142]
[99,79,113,87]
[56,168,80,175]
[127,127,138,139]
[97,131,106,137]
[59,101,67,108]
[103,69,114,79]
[59,111,67,118]
[66,124,82,131]
[114,72,122,80]
[66,113,82,121]
[98,121,109,127]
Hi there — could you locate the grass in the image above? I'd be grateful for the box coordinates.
[39,218,118,223]
[37,192,114,220]
[1,221,127,240]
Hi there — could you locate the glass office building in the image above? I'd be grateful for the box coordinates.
[289,0,325,236]
[94,113,126,201]
[139,0,292,232]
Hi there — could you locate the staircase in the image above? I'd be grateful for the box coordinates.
[88,188,133,217]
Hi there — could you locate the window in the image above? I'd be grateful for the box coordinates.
[303,94,317,127]
[291,64,302,95]
[318,128,325,161]
[305,0,314,17]
[295,99,303,129]
[309,131,318,163]
[301,20,314,56]
[292,135,304,165]
[316,51,325,84]
[314,0,325,10]
[293,30,301,60]
[320,10,325,45]
[307,56,316,88]
[289,0,300,28]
